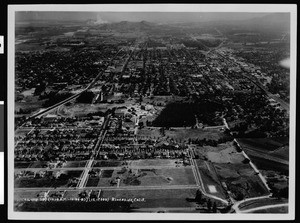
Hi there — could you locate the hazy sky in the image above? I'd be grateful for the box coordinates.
[16,11,271,23]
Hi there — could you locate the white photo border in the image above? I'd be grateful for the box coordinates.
[8,4,297,220]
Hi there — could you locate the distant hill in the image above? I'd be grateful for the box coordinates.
[98,20,157,32]
[241,13,290,32]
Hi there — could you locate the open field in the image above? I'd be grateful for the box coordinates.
[196,159,227,199]
[15,162,32,169]
[128,159,177,167]
[194,141,244,164]
[245,154,289,175]
[15,43,47,51]
[14,190,42,201]
[214,163,269,200]
[64,161,87,168]
[15,128,33,138]
[15,96,46,116]
[123,168,196,187]
[15,170,83,188]
[92,160,124,168]
[237,138,289,160]
[15,161,48,169]
[102,188,199,208]
[137,127,162,138]
[165,128,225,141]
[238,138,289,175]
[58,103,108,117]
[86,167,196,187]
[137,127,225,142]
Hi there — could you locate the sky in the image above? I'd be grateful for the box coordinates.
[16,11,271,24]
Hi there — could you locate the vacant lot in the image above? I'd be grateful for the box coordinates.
[194,141,244,164]
[214,163,269,200]
[128,159,177,167]
[15,170,83,188]
[137,127,162,138]
[102,188,198,208]
[86,167,196,188]
[119,167,196,187]
[15,162,32,169]
[64,161,87,168]
[237,138,289,162]
[14,190,42,201]
[196,159,227,200]
[165,128,225,141]
[92,160,123,167]
[28,161,49,168]
[137,127,225,142]
[15,128,32,138]
[15,96,46,116]
[58,104,107,117]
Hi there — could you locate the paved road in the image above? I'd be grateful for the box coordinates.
[239,203,288,213]
[15,165,193,172]
[15,184,199,192]
[188,148,229,205]
[232,195,272,212]
[16,47,125,129]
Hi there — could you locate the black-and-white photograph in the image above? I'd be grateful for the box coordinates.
[7,4,296,220]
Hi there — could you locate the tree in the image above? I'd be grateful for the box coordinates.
[138,122,144,128]
[212,201,217,213]
[195,189,202,202]
[76,91,95,103]
[207,199,212,212]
